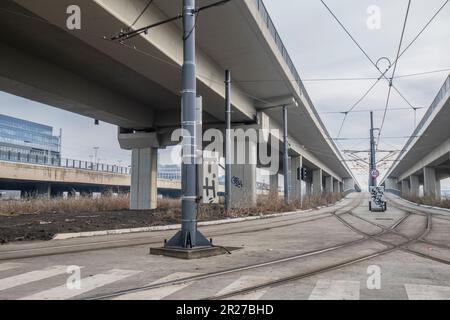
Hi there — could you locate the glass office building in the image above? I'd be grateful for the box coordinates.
[0,114,61,165]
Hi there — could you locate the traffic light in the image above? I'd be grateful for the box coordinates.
[298,167,307,181]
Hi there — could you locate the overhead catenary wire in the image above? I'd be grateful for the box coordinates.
[377,0,412,150]
[319,0,449,139]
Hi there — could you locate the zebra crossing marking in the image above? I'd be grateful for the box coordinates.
[308,280,360,300]
[113,272,199,300]
[405,284,450,300]
[0,265,69,292]
[20,269,140,300]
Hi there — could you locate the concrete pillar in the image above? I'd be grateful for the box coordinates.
[324,176,333,194]
[343,178,354,193]
[230,138,257,208]
[289,156,302,201]
[333,180,339,194]
[401,180,410,195]
[269,173,279,196]
[305,181,312,197]
[312,169,323,196]
[37,183,51,198]
[385,178,399,191]
[424,167,440,199]
[130,148,158,210]
[410,175,420,197]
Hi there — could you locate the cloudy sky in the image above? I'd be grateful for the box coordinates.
[0,0,449,190]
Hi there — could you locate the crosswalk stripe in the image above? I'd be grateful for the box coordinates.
[308,280,360,300]
[20,269,140,300]
[215,276,275,300]
[405,284,450,300]
[0,265,69,291]
[113,272,199,300]
[0,263,23,272]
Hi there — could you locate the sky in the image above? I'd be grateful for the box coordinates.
[0,0,449,190]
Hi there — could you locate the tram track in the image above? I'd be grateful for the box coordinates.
[0,199,361,261]
[87,200,410,300]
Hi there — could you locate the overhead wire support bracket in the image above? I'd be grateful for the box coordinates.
[109,0,232,42]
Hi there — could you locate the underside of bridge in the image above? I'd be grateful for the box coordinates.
[382,75,450,200]
[0,0,357,209]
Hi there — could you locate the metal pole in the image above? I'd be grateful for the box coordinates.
[283,105,289,203]
[166,0,210,249]
[225,70,232,212]
[369,111,376,187]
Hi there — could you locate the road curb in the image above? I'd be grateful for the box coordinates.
[52,198,346,241]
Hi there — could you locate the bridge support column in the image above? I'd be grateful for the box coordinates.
[230,138,257,208]
[424,167,440,199]
[333,179,339,194]
[37,183,51,198]
[305,181,312,197]
[289,156,302,202]
[343,178,354,193]
[401,180,410,195]
[410,175,420,197]
[269,173,279,196]
[130,148,158,210]
[312,169,323,196]
[324,176,333,194]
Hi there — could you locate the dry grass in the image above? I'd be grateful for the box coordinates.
[403,193,450,209]
[0,194,130,216]
[0,192,344,217]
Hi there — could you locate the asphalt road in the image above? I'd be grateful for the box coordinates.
[0,193,449,300]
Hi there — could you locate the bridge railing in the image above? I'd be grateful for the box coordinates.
[0,147,131,175]
[252,0,343,161]
[398,74,450,159]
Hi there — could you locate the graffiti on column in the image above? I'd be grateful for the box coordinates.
[232,176,243,189]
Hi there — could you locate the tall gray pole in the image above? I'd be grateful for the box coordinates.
[225,70,232,211]
[283,105,289,203]
[166,0,210,249]
[369,111,377,187]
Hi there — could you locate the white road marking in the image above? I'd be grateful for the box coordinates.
[0,265,69,291]
[0,263,23,272]
[215,276,275,300]
[20,269,140,300]
[113,272,199,300]
[308,280,360,300]
[405,284,450,300]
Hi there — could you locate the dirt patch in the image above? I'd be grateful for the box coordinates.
[0,193,344,244]
[0,205,231,244]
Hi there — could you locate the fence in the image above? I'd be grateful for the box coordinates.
[0,148,131,175]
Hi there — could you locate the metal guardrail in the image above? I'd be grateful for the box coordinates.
[0,149,131,175]
[252,0,348,174]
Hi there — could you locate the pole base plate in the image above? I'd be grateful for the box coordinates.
[150,246,238,260]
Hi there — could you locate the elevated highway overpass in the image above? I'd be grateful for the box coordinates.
[0,159,188,197]
[0,0,358,209]
[381,74,450,199]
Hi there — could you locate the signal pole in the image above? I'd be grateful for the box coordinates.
[225,70,232,212]
[369,111,377,187]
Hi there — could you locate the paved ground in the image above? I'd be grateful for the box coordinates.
[0,193,449,300]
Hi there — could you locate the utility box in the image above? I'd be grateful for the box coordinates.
[369,186,387,212]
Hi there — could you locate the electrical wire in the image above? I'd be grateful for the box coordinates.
[377,0,412,149]
[319,0,449,134]
[130,0,154,28]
